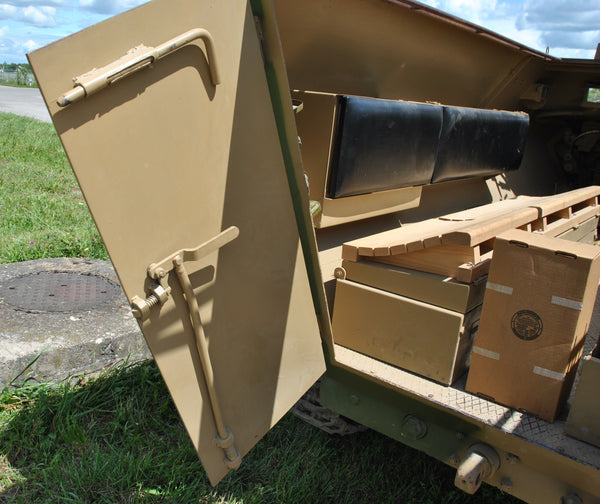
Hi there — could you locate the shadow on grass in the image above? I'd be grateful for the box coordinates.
[0,360,517,504]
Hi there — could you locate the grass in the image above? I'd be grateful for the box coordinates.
[0,113,107,262]
[0,361,517,504]
[0,112,519,502]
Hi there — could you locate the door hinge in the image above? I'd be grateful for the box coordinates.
[254,15,264,42]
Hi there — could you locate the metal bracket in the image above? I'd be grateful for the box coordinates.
[147,226,239,281]
[129,226,241,471]
[130,227,239,320]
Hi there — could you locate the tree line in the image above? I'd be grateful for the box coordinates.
[1,62,32,72]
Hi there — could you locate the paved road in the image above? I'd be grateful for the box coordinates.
[0,85,51,123]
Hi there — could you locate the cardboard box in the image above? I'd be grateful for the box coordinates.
[340,259,486,313]
[466,229,600,422]
[332,278,481,385]
[564,354,600,446]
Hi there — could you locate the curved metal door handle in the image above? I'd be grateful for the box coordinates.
[57,28,220,107]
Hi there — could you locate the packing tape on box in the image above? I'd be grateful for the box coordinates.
[487,283,513,295]
[533,366,565,381]
[472,346,500,360]
[551,295,583,311]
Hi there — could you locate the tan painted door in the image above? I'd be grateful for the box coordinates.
[29,0,325,486]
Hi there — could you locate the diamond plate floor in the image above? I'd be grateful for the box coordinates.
[334,289,600,471]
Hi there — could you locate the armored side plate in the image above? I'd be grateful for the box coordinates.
[29,0,325,485]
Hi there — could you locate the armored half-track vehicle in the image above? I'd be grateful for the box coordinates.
[29,0,600,502]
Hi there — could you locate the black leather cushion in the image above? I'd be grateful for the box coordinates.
[327,96,442,198]
[431,106,529,184]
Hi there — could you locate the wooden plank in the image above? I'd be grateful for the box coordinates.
[340,259,487,312]
[444,188,599,245]
[530,186,600,217]
[456,251,493,283]
[449,208,599,283]
[431,208,598,283]
[344,196,540,260]
[573,197,599,213]
[345,220,444,259]
[342,188,600,264]
[441,206,539,247]
[555,215,599,244]
[369,244,480,278]
[540,204,600,238]
[438,195,537,221]
[403,197,541,251]
[377,223,444,255]
[346,225,409,258]
[341,243,361,262]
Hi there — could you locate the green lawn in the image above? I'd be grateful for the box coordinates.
[0,112,518,503]
[1,361,517,504]
[0,113,107,263]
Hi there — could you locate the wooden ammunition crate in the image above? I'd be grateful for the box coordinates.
[332,278,481,385]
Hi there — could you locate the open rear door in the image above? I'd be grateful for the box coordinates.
[29,0,325,485]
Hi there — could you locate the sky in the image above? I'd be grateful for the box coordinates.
[0,0,599,64]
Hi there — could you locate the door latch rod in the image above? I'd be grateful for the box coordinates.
[57,27,220,107]
[130,226,241,470]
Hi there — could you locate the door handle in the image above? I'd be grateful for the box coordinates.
[57,28,220,107]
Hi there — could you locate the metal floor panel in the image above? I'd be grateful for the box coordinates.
[333,290,600,470]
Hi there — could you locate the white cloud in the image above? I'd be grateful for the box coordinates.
[22,5,56,26]
[79,0,147,15]
[519,0,600,31]
[543,30,600,51]
[22,38,38,52]
[0,32,16,55]
[0,4,18,19]
[0,0,596,63]
[2,0,68,6]
[442,0,498,23]
[485,17,544,49]
[420,0,598,58]
[517,0,600,56]
[552,47,597,58]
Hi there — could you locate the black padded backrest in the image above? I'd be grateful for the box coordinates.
[431,106,529,184]
[327,96,442,198]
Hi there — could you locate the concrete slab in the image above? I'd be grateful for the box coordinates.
[0,258,150,388]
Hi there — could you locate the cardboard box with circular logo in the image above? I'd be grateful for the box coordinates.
[465,229,600,422]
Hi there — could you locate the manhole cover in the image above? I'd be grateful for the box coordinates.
[0,271,120,313]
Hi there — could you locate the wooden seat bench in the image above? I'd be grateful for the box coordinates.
[341,186,600,282]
